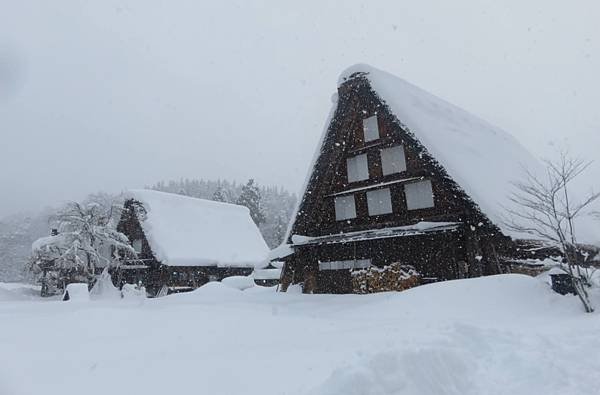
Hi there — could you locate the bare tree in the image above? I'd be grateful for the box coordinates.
[505,151,599,313]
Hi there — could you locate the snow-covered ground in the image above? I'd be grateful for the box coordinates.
[2,275,600,395]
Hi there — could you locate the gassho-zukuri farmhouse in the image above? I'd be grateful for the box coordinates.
[271,64,600,294]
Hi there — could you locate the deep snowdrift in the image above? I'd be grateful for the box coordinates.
[1,275,599,395]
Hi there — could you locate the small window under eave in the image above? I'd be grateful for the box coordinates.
[381,145,407,176]
[405,180,435,210]
[366,188,393,216]
[334,195,357,221]
[346,154,369,183]
[363,115,380,142]
[132,239,143,254]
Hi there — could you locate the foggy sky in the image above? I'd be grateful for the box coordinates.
[1,0,599,218]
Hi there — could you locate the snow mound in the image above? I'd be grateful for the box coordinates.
[63,283,90,302]
[193,281,242,296]
[243,284,278,293]
[126,189,269,268]
[221,276,255,290]
[390,274,580,319]
[311,275,599,395]
[90,269,121,300]
[121,284,146,300]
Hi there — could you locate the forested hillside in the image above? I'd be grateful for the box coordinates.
[0,211,52,282]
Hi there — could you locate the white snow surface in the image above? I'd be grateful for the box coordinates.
[126,189,269,268]
[0,282,41,301]
[2,275,600,395]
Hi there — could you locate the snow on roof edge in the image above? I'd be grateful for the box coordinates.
[279,97,339,247]
[125,189,252,216]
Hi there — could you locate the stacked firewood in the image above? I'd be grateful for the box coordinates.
[351,263,421,294]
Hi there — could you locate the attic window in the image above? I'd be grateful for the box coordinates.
[381,145,407,175]
[346,154,369,183]
[363,115,380,142]
[319,259,371,271]
[367,188,393,216]
[405,180,435,210]
[132,239,142,254]
[334,195,357,221]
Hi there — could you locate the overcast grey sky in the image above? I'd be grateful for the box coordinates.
[1,0,599,218]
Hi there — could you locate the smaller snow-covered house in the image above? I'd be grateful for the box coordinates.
[274,64,567,294]
[117,190,269,296]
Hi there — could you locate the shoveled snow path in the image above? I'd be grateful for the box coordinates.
[1,275,600,395]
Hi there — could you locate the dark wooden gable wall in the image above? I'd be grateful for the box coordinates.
[117,199,157,265]
[288,73,506,244]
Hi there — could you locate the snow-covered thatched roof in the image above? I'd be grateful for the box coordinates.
[338,64,545,240]
[283,64,599,245]
[126,189,269,268]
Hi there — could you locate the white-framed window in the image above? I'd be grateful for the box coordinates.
[346,154,369,183]
[381,145,407,176]
[405,179,435,210]
[363,115,380,142]
[132,239,143,254]
[334,195,357,221]
[366,188,393,216]
[319,259,371,271]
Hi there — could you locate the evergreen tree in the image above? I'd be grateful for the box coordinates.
[212,188,227,202]
[237,179,266,226]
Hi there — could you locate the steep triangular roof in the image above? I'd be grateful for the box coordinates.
[338,64,543,239]
[126,189,268,268]
[283,64,599,247]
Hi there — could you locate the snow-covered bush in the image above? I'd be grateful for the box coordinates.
[30,199,136,295]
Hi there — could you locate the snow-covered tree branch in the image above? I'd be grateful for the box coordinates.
[30,198,136,294]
